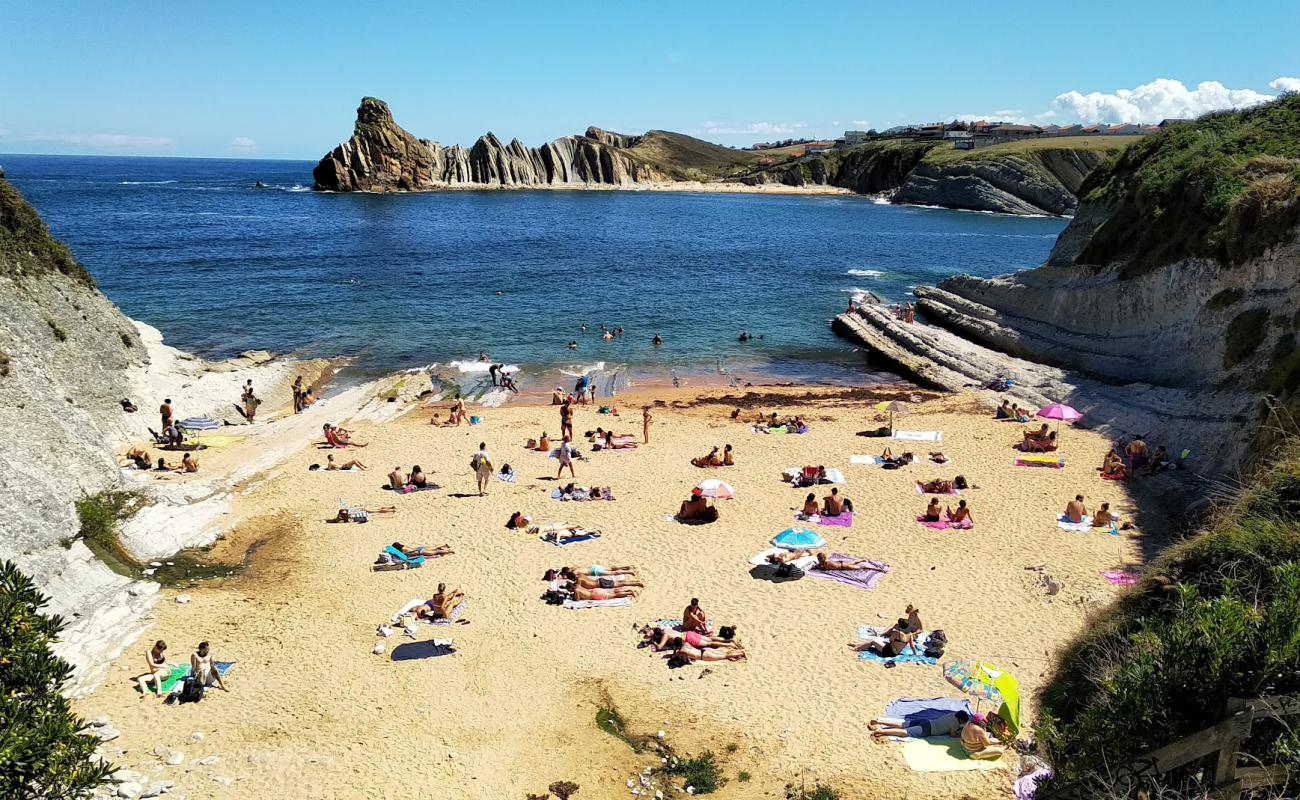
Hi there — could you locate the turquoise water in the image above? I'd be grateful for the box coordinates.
[2,154,1066,392]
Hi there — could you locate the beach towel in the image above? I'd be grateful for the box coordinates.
[1016,455,1064,468]
[900,737,1005,772]
[857,627,939,666]
[916,516,974,531]
[390,639,456,661]
[494,470,517,483]
[849,455,878,465]
[373,547,425,571]
[382,483,441,493]
[1057,515,1092,532]
[806,553,889,590]
[891,431,942,442]
[795,511,854,528]
[154,662,235,694]
[542,529,602,546]
[749,547,818,572]
[551,488,615,501]
[878,697,974,742]
[752,425,787,434]
[393,598,466,626]
[665,514,713,525]
[915,484,960,496]
[1102,569,1139,586]
[562,598,634,610]
[1100,471,1125,481]
[783,467,845,485]
[1016,767,1053,800]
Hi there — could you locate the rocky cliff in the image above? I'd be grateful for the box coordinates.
[0,177,160,691]
[836,95,1300,470]
[313,98,1128,215]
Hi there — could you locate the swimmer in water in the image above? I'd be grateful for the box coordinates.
[478,351,489,362]
[653,334,663,346]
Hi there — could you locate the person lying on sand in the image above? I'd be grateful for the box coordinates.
[961,717,1006,760]
[852,620,918,657]
[677,490,718,522]
[871,710,969,741]
[643,625,736,652]
[565,564,637,577]
[923,497,943,522]
[559,568,642,589]
[1092,502,1116,527]
[671,641,746,664]
[572,583,638,601]
[929,451,949,464]
[683,598,709,633]
[692,446,723,468]
[534,525,602,545]
[766,549,814,565]
[814,553,876,571]
[326,454,367,471]
[947,499,973,525]
[328,506,395,523]
[918,479,953,495]
[880,449,914,468]
[415,583,464,621]
[822,487,851,516]
[393,542,453,558]
[601,431,637,450]
[1064,495,1087,524]
[506,511,532,530]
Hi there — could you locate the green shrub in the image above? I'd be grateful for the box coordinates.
[787,785,840,800]
[1035,446,1300,794]
[73,490,146,577]
[737,771,750,782]
[46,319,67,342]
[0,560,114,797]
[664,751,725,794]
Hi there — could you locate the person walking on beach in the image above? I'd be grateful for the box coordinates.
[472,442,492,496]
[559,398,574,442]
[556,440,576,479]
[292,376,304,413]
[642,405,653,444]
[242,381,258,423]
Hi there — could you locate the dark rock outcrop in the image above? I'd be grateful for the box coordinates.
[313,98,667,191]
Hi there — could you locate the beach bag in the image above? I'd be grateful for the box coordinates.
[178,675,204,704]
[543,591,566,606]
[954,476,969,490]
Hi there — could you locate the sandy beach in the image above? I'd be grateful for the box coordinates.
[78,384,1141,799]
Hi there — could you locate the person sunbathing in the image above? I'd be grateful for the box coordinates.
[822,487,851,516]
[923,497,943,522]
[853,621,918,656]
[328,506,395,523]
[388,467,407,489]
[692,446,723,468]
[1021,431,1058,452]
[1024,423,1050,443]
[800,492,820,517]
[1011,404,1030,422]
[814,553,876,571]
[536,432,551,452]
[722,444,734,466]
[565,571,643,590]
[1064,495,1087,524]
[880,449,914,468]
[678,490,718,522]
[124,447,151,470]
[408,465,429,488]
[929,451,949,464]
[996,400,1013,420]
[947,499,973,525]
[918,479,953,495]
[324,423,368,448]
[567,564,637,577]
[417,583,465,620]
[960,717,1006,760]
[537,525,602,545]
[765,549,813,565]
[393,542,453,558]
[672,641,746,663]
[601,431,637,450]
[888,604,924,634]
[506,511,532,530]
[1092,502,1116,527]
[871,710,969,741]
[172,452,199,473]
[572,583,638,601]
[643,625,733,652]
[1101,449,1126,478]
[326,454,367,471]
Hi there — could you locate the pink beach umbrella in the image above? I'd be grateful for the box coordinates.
[1037,404,1082,436]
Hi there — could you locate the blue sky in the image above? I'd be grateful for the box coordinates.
[2,0,1296,159]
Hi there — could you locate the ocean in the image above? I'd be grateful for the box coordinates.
[1,154,1066,395]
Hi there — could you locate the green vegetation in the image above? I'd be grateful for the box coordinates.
[1223,308,1271,368]
[72,490,234,584]
[920,134,1136,167]
[786,785,841,800]
[622,130,760,182]
[1035,444,1300,794]
[737,771,751,782]
[663,751,725,794]
[0,560,114,798]
[46,318,67,342]
[0,178,95,287]
[1070,94,1300,277]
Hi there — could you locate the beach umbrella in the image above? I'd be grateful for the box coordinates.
[874,400,908,434]
[695,479,735,500]
[1036,404,1082,438]
[771,527,825,551]
[177,416,220,446]
[943,659,1021,735]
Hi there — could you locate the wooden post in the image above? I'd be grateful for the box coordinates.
[1212,698,1252,800]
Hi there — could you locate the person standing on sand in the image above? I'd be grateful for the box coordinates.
[559,398,574,442]
[160,398,173,431]
[452,397,469,426]
[642,406,653,444]
[242,381,258,423]
[556,440,576,479]
[904,303,915,324]
[292,376,304,414]
[472,442,492,496]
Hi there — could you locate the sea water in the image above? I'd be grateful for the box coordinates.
[2,154,1065,393]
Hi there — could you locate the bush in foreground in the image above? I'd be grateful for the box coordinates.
[0,560,113,798]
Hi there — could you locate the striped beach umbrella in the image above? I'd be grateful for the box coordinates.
[177,416,220,445]
[943,659,1021,734]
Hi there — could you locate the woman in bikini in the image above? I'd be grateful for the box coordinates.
[918,478,953,494]
[800,492,821,517]
[673,641,747,663]
[393,542,453,558]
[134,640,170,698]
[692,446,722,468]
[947,499,974,525]
[814,553,877,571]
[722,444,734,466]
[408,465,429,488]
[572,583,638,601]
[923,497,943,522]
[643,625,735,652]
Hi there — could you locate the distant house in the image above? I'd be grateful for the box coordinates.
[989,124,1041,142]
[842,130,869,145]
[1158,118,1190,128]
[1057,124,1084,136]
[943,130,973,140]
[1106,123,1141,135]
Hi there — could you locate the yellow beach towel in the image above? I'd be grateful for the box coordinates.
[900,737,1006,772]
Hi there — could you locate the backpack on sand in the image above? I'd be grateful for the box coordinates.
[178,675,204,704]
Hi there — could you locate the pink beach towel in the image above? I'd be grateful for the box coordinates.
[916,515,973,531]
[807,553,890,590]
[795,512,853,528]
[1102,570,1139,586]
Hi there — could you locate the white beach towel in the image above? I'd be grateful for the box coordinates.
[849,455,877,465]
[749,547,818,571]
[891,431,942,442]
[782,467,846,484]
[1058,516,1093,532]
[562,598,633,610]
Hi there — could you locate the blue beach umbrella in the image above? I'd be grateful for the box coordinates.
[177,416,220,445]
[771,527,825,551]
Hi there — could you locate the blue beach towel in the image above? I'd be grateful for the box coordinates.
[856,626,939,666]
[543,531,601,546]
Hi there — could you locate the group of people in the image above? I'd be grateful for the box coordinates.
[486,363,518,393]
[644,599,747,664]
[544,565,642,602]
[1020,423,1058,453]
[691,444,734,468]
[677,487,719,523]
[922,496,973,526]
[1063,494,1116,527]
[798,488,852,518]
[1101,435,1174,478]
[291,375,316,414]
[388,464,431,490]
[323,422,367,447]
[852,605,925,658]
[134,639,228,699]
[749,411,808,432]
[995,399,1032,423]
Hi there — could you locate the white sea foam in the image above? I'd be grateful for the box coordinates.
[119,180,177,185]
[558,361,606,377]
[846,269,885,278]
[447,360,519,374]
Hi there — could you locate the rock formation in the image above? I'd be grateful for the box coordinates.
[834,95,1300,470]
[313,98,670,192]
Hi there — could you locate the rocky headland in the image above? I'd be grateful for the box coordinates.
[312,97,1132,215]
[835,94,1300,472]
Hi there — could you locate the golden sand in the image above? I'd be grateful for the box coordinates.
[79,386,1140,799]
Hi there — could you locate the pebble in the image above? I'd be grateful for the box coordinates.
[175,595,192,604]
[149,562,162,567]
[112,769,145,784]
[116,782,143,799]
[95,725,123,743]
[247,752,271,765]
[372,641,385,655]
[447,751,457,760]
[141,780,172,798]
[656,730,665,739]
[212,776,233,787]
[142,569,156,576]
[192,756,220,767]
[189,732,204,742]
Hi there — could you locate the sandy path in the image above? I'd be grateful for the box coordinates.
[79,388,1139,799]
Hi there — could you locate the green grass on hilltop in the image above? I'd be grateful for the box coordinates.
[1070,94,1300,277]
[622,130,761,181]
[0,178,95,287]
[921,135,1138,167]
[1035,443,1300,795]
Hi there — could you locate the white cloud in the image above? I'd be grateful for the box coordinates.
[1270,76,1300,93]
[25,132,175,148]
[701,120,809,136]
[230,136,257,150]
[1052,78,1274,124]
[851,120,870,127]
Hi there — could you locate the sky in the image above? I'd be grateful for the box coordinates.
[1,1,1297,160]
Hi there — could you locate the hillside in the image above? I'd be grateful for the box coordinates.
[617,129,761,182]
